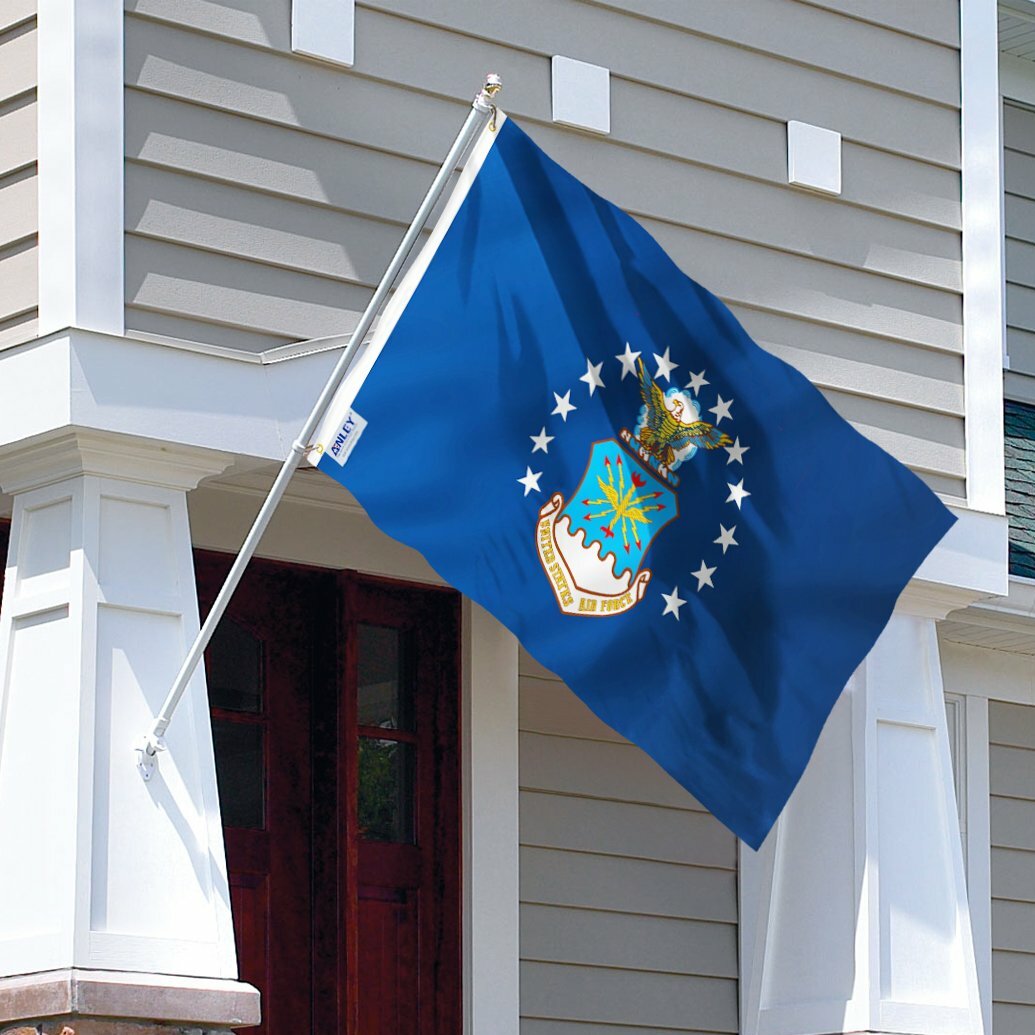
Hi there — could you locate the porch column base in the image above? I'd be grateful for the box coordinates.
[0,970,260,1035]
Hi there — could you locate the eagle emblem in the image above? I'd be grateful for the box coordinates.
[632,358,731,474]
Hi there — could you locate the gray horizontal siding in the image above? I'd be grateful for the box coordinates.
[521,960,737,1033]
[123,0,964,498]
[579,0,959,103]
[989,700,1035,1033]
[1004,102,1035,378]
[0,3,37,345]
[791,0,959,47]
[519,650,738,1033]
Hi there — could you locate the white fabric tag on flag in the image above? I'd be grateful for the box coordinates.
[326,409,367,466]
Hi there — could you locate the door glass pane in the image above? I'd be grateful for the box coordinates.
[207,618,263,713]
[213,720,265,829]
[358,737,414,843]
[357,624,413,731]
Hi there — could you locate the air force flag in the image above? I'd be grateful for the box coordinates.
[311,114,955,849]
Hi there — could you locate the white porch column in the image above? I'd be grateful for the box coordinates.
[741,590,985,1035]
[0,431,245,983]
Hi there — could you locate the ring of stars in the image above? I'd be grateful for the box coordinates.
[516,341,750,617]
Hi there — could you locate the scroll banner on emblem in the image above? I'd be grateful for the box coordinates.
[309,111,956,850]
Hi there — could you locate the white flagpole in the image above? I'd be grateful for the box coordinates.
[136,73,503,780]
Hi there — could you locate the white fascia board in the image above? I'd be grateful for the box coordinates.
[0,330,331,464]
[0,336,72,446]
[65,329,336,463]
[36,0,124,336]
[915,505,1009,600]
[961,0,1007,514]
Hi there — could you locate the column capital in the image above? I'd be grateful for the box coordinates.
[0,430,234,495]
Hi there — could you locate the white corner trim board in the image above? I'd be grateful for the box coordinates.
[960,0,1007,514]
[786,121,841,195]
[462,602,520,1035]
[36,0,124,337]
[292,0,355,68]
[551,56,611,135]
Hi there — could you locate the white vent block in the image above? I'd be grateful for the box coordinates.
[292,0,354,68]
[551,56,610,135]
[787,121,841,195]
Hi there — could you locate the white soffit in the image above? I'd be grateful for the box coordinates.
[1001,1,1035,59]
[551,56,611,135]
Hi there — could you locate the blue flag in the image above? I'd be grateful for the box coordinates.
[312,115,955,849]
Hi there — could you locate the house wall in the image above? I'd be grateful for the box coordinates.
[989,699,1035,1035]
[0,0,38,349]
[518,648,737,1034]
[1004,100,1035,379]
[122,0,966,498]
[997,63,1035,1033]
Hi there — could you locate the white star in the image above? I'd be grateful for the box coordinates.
[714,524,738,554]
[725,437,749,465]
[692,561,716,590]
[552,390,576,422]
[709,395,733,424]
[518,467,543,496]
[727,480,751,509]
[653,347,679,382]
[615,342,641,380]
[579,359,605,396]
[685,370,709,395]
[530,427,554,454]
[661,586,687,620]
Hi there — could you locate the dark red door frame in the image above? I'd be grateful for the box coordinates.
[197,551,462,1035]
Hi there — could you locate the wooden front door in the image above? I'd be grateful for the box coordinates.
[196,554,461,1035]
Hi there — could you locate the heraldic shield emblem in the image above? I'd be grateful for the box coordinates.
[535,357,733,617]
[537,441,678,616]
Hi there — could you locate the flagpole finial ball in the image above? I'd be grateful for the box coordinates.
[474,73,503,114]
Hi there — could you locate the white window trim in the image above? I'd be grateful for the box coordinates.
[944,691,993,1035]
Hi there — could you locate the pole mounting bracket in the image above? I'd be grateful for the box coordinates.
[136,733,166,782]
